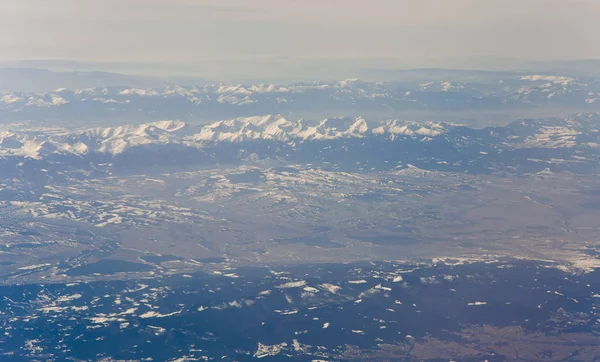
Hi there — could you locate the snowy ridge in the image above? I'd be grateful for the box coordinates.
[0,114,599,158]
[62,120,186,154]
[0,120,187,158]
[1,76,599,123]
[0,114,597,176]
[0,116,451,158]
[189,115,376,142]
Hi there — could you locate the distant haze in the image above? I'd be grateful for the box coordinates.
[2,0,600,80]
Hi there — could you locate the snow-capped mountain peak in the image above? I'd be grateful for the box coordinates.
[0,114,597,176]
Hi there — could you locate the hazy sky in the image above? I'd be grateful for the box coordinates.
[2,0,599,65]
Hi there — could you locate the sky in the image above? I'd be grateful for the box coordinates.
[1,0,599,76]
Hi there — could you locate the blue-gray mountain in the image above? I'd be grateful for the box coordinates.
[1,75,600,122]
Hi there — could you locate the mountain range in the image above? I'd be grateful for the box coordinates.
[1,75,599,123]
[0,113,598,183]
